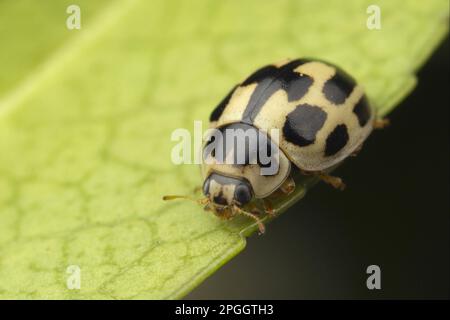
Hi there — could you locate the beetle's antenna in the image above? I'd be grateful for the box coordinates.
[162,195,209,205]
[233,205,266,234]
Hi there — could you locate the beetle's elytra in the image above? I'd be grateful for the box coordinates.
[164,58,386,234]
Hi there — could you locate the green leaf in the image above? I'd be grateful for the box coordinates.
[0,0,447,299]
[0,0,111,99]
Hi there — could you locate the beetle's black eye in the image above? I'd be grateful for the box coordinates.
[234,183,252,205]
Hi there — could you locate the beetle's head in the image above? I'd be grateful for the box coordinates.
[163,173,265,233]
[202,173,253,211]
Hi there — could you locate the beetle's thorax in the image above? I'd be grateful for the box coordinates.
[202,122,291,199]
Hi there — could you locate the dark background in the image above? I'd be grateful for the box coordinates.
[188,38,449,299]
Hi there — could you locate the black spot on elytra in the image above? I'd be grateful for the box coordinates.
[283,104,327,147]
[241,59,313,123]
[323,69,356,105]
[241,65,278,86]
[353,95,371,126]
[209,85,238,122]
[283,73,314,101]
[325,124,349,156]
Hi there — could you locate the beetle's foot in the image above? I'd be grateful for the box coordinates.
[256,221,266,235]
[262,199,276,217]
[234,205,266,234]
[251,211,267,235]
[318,173,346,191]
[373,118,390,129]
[280,176,296,195]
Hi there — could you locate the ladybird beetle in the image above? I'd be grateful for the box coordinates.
[164,58,387,233]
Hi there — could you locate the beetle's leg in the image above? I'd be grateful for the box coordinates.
[280,176,296,195]
[373,118,390,129]
[317,172,346,191]
[244,200,274,218]
[262,198,275,217]
[233,205,266,234]
[244,202,266,216]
